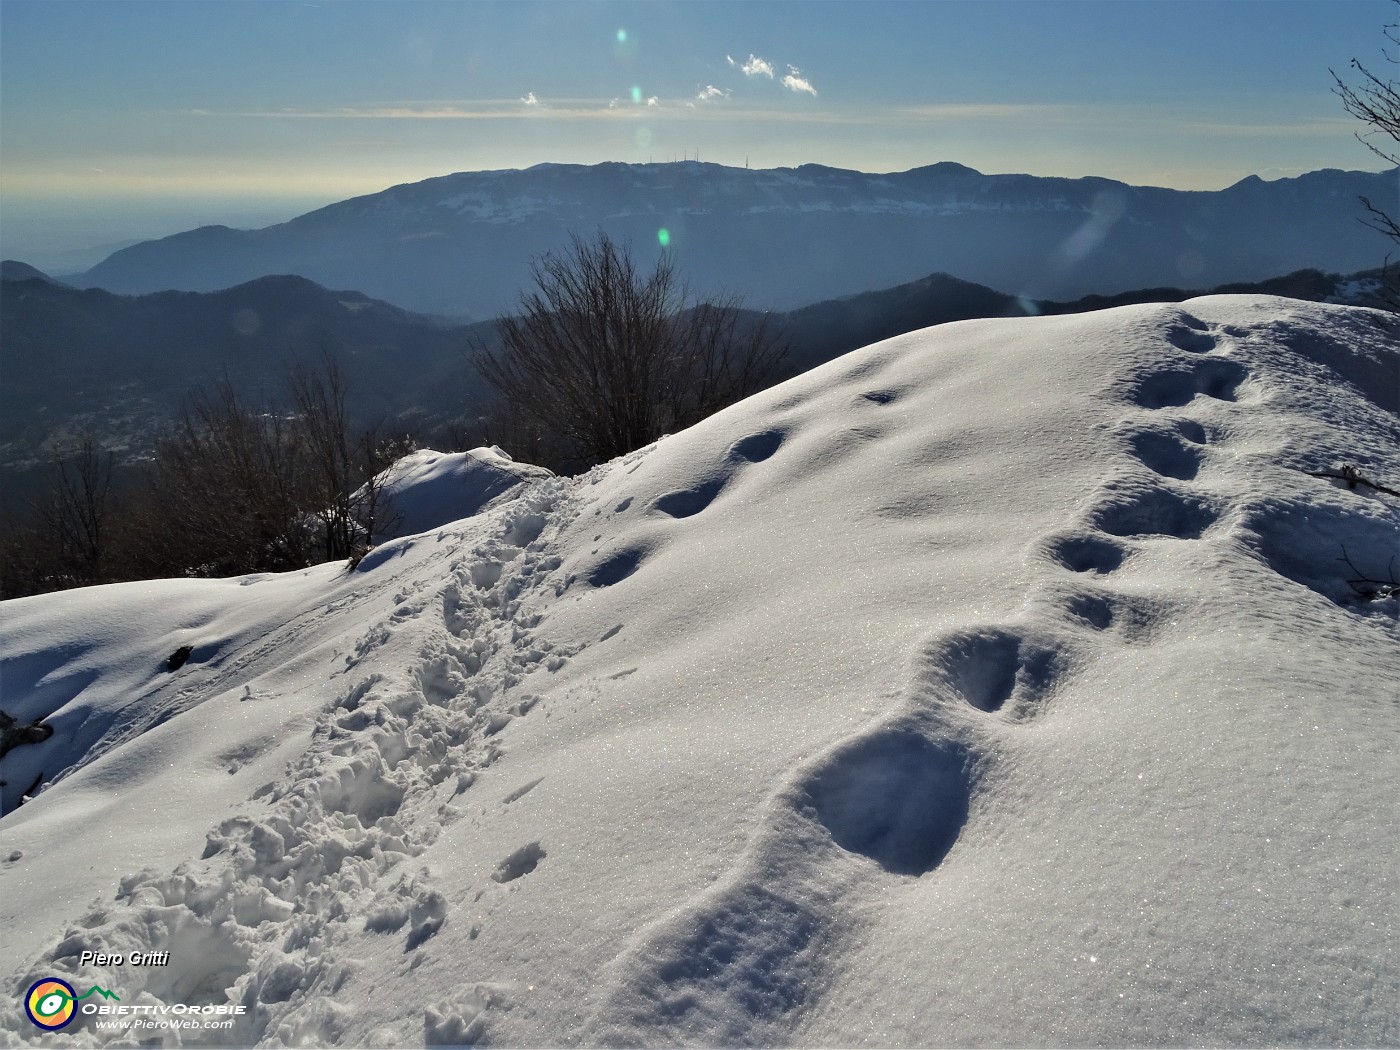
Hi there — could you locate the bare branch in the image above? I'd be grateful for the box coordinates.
[474,231,787,470]
[1339,545,1400,601]
[1302,464,1400,499]
[1332,0,1400,297]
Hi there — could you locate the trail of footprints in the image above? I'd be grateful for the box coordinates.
[5,315,1258,1044]
[887,312,1247,820]
[5,478,579,1045]
[588,310,1258,1044]
[582,371,908,596]
[577,426,791,593]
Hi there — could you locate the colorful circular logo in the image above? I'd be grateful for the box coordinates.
[26,978,77,1030]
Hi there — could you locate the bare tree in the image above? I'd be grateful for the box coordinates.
[2,357,420,593]
[289,357,354,560]
[289,356,410,561]
[0,503,44,599]
[475,232,786,469]
[1333,0,1400,299]
[0,436,127,595]
[141,380,311,576]
[41,435,116,586]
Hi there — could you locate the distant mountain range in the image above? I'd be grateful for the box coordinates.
[0,260,69,286]
[0,272,487,489]
[773,265,1395,376]
[65,161,1398,318]
[3,258,1390,498]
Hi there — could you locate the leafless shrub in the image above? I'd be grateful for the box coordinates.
[289,356,407,562]
[139,380,311,577]
[474,232,786,470]
[1332,0,1400,306]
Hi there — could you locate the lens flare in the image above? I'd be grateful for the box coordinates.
[630,86,643,104]
[657,228,671,247]
[616,28,627,43]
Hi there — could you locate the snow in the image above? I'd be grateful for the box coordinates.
[431,193,560,223]
[1,296,1397,1047]
[371,446,553,543]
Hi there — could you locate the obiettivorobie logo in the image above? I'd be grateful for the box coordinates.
[24,978,119,1030]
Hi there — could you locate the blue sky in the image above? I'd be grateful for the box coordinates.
[0,0,1392,264]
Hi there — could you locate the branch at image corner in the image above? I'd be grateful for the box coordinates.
[1339,546,1400,601]
[1303,463,1400,499]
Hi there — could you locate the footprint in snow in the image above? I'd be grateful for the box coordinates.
[586,547,646,588]
[1164,321,1219,355]
[1040,530,1130,575]
[1088,479,1222,540]
[1127,356,1249,409]
[915,626,1073,724]
[802,729,973,876]
[1054,586,1171,645]
[727,427,787,464]
[653,476,727,519]
[491,841,545,883]
[1123,426,1206,481]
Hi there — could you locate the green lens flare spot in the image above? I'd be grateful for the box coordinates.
[616,28,627,43]
[630,86,642,104]
[657,228,671,248]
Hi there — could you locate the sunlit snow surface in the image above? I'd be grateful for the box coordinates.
[1,296,1397,1048]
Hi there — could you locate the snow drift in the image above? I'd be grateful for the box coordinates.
[0,296,1396,1048]
[369,446,553,544]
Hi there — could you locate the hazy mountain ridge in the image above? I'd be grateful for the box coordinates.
[4,261,1391,490]
[0,272,489,485]
[69,162,1398,317]
[0,260,71,286]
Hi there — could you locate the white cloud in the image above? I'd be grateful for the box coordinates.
[782,66,817,96]
[186,97,867,125]
[696,85,729,102]
[728,53,774,79]
[521,91,540,106]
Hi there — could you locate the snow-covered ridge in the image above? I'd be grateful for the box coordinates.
[359,163,1121,224]
[369,446,554,543]
[0,296,1396,1047]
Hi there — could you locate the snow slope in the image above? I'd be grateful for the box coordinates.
[1,296,1397,1048]
[370,447,554,542]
